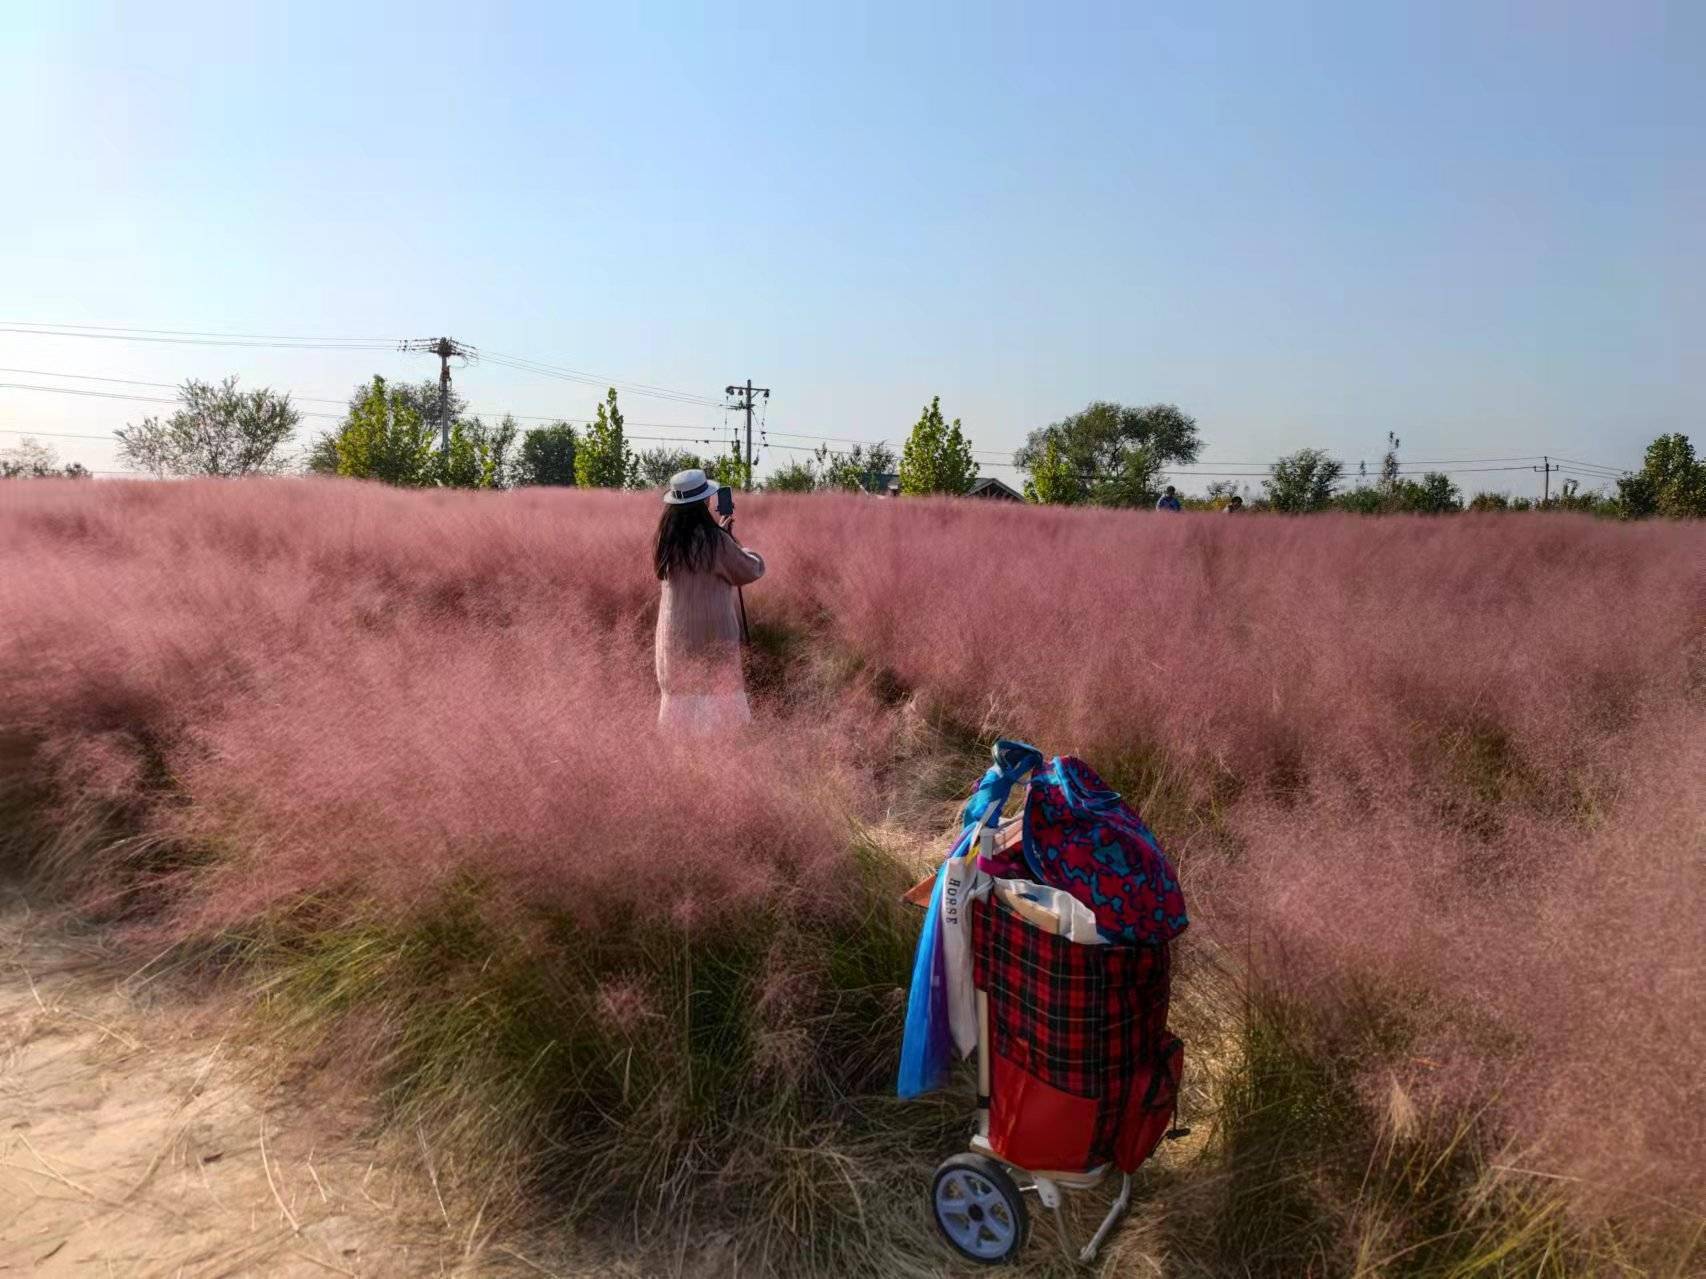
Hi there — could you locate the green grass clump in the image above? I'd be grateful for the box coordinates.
[1173,982,1704,1279]
[229,850,961,1276]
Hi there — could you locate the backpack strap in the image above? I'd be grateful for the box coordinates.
[956,739,1043,836]
[920,741,1045,884]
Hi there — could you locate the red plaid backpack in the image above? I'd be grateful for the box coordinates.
[972,897,1183,1173]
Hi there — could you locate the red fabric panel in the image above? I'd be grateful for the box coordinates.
[988,1047,1098,1173]
[1115,1033,1183,1173]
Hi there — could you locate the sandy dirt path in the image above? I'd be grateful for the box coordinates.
[0,891,577,1278]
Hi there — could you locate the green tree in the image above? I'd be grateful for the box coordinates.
[116,377,300,478]
[437,422,483,489]
[817,441,897,492]
[305,432,341,476]
[1468,491,1511,512]
[1016,402,1201,507]
[1264,448,1344,512]
[1390,472,1463,514]
[312,378,490,483]
[706,438,751,491]
[435,415,518,489]
[575,388,634,488]
[1546,478,1616,515]
[484,416,520,489]
[516,423,579,487]
[1336,437,1463,515]
[763,458,819,492]
[1024,434,1079,504]
[383,379,470,438]
[633,447,706,490]
[1617,433,1705,518]
[899,396,978,496]
[330,376,438,485]
[1378,431,1402,494]
[1335,486,1385,515]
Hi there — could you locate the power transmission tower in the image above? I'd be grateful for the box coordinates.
[1532,455,1559,505]
[401,337,478,454]
[723,378,770,490]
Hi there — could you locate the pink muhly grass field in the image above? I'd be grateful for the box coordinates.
[1,480,874,929]
[758,493,1700,800]
[2,476,1702,1244]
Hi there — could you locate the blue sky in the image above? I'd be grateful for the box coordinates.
[2,0,1699,495]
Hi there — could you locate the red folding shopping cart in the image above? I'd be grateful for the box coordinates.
[927,821,1186,1266]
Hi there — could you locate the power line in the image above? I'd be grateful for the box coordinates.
[2,321,726,410]
[0,382,178,407]
[0,381,344,420]
[0,426,119,441]
[0,366,732,430]
[749,427,1584,470]
[486,412,704,428]
[739,447,1576,480]
[759,427,898,449]
[0,325,396,352]
[769,428,1330,465]
[0,321,400,342]
[974,457,1565,478]
[0,366,376,411]
[480,349,723,409]
[1550,456,1628,475]
[0,367,187,392]
[0,375,738,437]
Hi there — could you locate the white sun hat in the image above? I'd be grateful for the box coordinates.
[663,468,720,505]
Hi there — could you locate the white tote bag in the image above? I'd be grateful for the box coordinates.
[939,828,993,1058]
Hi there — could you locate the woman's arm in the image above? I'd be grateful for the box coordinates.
[715,527,765,586]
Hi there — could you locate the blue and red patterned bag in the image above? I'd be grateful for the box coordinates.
[1021,756,1188,947]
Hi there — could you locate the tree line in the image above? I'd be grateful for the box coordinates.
[0,437,91,480]
[1221,431,1705,518]
[5,373,1701,519]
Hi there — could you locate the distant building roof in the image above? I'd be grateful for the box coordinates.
[966,476,1025,502]
[856,473,1024,500]
[862,471,900,495]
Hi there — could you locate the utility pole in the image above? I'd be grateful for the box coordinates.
[1533,455,1559,505]
[400,337,478,454]
[723,378,770,489]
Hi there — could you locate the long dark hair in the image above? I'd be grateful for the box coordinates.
[654,501,721,580]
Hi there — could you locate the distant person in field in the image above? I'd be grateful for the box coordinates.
[654,469,765,733]
[1155,485,1183,512]
[1225,495,1244,513]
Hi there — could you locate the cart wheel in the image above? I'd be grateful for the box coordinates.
[931,1153,1029,1265]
